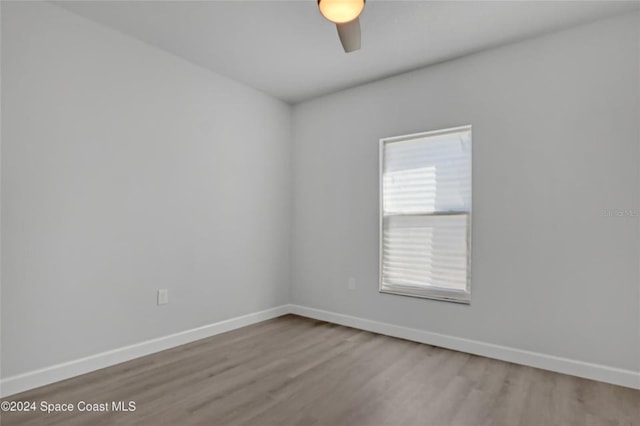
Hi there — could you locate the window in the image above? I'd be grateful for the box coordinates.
[379,126,472,303]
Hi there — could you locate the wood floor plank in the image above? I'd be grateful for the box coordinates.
[1,314,638,426]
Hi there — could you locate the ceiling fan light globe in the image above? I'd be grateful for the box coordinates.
[318,0,365,24]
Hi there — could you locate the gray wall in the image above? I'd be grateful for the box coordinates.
[1,2,291,378]
[291,13,640,371]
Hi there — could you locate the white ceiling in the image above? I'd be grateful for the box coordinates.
[55,0,639,104]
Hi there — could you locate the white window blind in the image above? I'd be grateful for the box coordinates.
[379,126,471,303]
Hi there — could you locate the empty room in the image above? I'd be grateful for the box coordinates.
[1,0,639,425]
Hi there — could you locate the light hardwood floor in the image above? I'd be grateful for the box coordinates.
[1,314,638,426]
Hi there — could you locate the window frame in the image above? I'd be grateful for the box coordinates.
[378,125,472,304]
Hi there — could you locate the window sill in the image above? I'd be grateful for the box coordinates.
[379,286,471,305]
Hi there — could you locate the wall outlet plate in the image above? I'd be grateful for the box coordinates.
[157,289,169,305]
[348,278,356,291]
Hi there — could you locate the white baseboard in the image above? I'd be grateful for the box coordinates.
[0,305,290,398]
[3,303,637,397]
[289,304,640,390]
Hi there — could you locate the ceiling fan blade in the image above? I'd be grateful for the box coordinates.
[336,18,361,53]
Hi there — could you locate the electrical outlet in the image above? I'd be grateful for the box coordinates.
[348,277,356,291]
[157,289,169,305]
